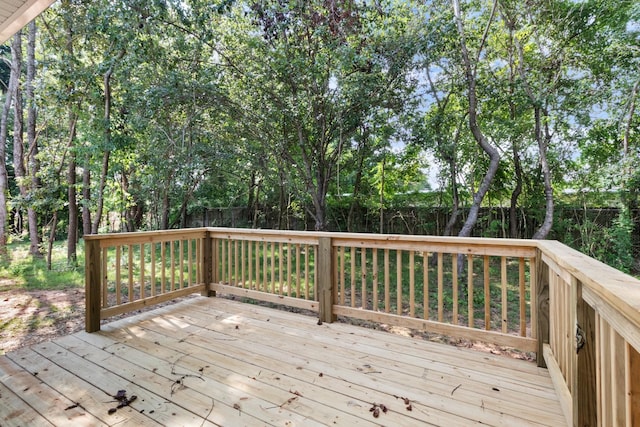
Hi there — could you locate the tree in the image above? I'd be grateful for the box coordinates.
[0,38,19,255]
[451,0,501,238]
[217,0,420,230]
[26,21,41,255]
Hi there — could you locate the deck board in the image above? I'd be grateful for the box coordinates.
[0,296,567,426]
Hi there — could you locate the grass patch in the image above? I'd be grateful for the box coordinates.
[0,240,85,290]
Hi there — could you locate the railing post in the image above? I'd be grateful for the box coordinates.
[85,238,102,333]
[536,250,550,368]
[317,236,335,324]
[629,345,640,425]
[201,232,215,297]
[574,281,597,426]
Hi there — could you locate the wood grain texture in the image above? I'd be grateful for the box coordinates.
[1,297,567,426]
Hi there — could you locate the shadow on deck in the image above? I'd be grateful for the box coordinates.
[0,297,566,426]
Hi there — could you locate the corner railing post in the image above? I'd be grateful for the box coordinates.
[318,236,335,324]
[536,249,550,368]
[201,231,215,297]
[85,238,102,333]
[574,281,597,426]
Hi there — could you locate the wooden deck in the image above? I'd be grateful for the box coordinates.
[0,297,567,426]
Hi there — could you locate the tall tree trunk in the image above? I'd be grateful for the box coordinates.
[26,22,40,256]
[159,174,170,230]
[452,0,501,238]
[12,31,28,240]
[46,212,58,270]
[277,167,286,229]
[67,143,78,264]
[532,106,554,239]
[622,79,640,258]
[347,126,369,232]
[247,171,256,224]
[92,51,124,234]
[510,144,523,238]
[0,34,20,255]
[442,153,460,237]
[82,156,91,235]
[379,155,385,234]
[505,23,523,239]
[65,16,78,265]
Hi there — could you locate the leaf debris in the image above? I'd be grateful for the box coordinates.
[108,390,137,415]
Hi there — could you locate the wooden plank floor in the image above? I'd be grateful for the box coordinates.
[0,296,567,426]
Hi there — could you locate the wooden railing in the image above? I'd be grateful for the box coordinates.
[84,229,211,332]
[536,240,640,426]
[85,227,640,426]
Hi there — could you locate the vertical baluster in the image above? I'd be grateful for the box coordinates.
[305,244,310,300]
[140,243,145,298]
[128,244,134,301]
[339,246,345,305]
[409,250,415,317]
[484,255,490,330]
[351,246,356,307]
[519,257,526,336]
[178,240,184,289]
[248,240,253,289]
[333,245,339,304]
[296,244,301,298]
[372,248,378,312]
[255,241,261,291]
[361,247,367,310]
[501,256,508,333]
[311,245,316,300]
[452,253,458,325]
[286,243,292,296]
[116,246,122,304]
[188,239,193,286]
[161,242,166,292]
[195,238,201,284]
[384,249,390,313]
[151,243,156,296]
[279,242,283,295]
[227,240,233,286]
[423,252,429,320]
[270,242,275,293]
[220,239,226,284]
[468,255,474,328]
[102,247,108,308]
[437,252,443,322]
[626,343,640,426]
[262,241,268,292]
[613,330,626,425]
[241,240,246,289]
[397,249,402,316]
[233,240,242,286]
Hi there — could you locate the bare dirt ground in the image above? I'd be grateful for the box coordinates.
[1,288,535,362]
[1,287,86,354]
[0,287,199,355]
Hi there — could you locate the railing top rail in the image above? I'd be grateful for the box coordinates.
[84,228,208,246]
[538,239,640,332]
[206,226,539,248]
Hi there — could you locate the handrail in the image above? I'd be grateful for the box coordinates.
[84,226,640,426]
[536,240,640,426]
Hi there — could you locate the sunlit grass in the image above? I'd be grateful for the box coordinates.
[0,240,85,291]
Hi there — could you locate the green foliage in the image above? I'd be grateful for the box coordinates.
[576,207,636,274]
[0,0,637,275]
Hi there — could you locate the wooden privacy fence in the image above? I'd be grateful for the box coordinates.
[85,227,640,426]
